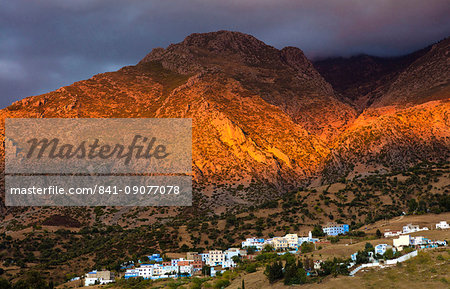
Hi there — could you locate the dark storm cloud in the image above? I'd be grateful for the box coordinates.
[1,0,449,108]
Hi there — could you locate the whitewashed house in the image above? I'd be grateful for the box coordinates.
[384,230,402,238]
[271,237,289,250]
[411,236,427,246]
[207,250,225,266]
[223,248,242,267]
[323,223,349,236]
[284,234,299,249]
[402,224,428,234]
[178,265,194,276]
[200,253,209,263]
[84,270,114,286]
[393,235,411,250]
[298,231,319,245]
[242,237,265,250]
[436,221,449,230]
[375,244,395,255]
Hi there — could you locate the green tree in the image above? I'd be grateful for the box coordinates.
[284,259,307,285]
[408,199,418,213]
[245,263,257,273]
[384,248,395,260]
[265,261,283,283]
[300,242,314,253]
[376,229,382,238]
[320,258,349,277]
[312,225,325,237]
[364,242,374,252]
[262,244,274,252]
[14,271,50,289]
[214,279,230,289]
[232,255,241,264]
[246,246,256,255]
[355,250,369,264]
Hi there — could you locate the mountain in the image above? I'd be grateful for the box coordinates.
[140,31,356,138]
[372,38,450,107]
[315,38,450,180]
[313,48,430,111]
[314,38,449,111]
[0,31,449,210]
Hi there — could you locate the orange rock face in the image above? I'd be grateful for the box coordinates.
[0,31,448,206]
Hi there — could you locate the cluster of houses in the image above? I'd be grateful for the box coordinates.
[384,223,430,237]
[392,234,447,251]
[348,221,449,272]
[349,236,445,265]
[83,231,321,285]
[350,243,396,264]
[242,231,319,251]
[383,220,449,238]
[122,249,247,281]
[121,232,322,282]
[81,220,447,286]
[382,221,449,252]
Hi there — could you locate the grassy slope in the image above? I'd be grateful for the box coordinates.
[225,249,450,289]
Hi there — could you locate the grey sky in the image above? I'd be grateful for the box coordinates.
[1,0,449,108]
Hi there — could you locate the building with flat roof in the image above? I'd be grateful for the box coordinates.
[85,270,115,286]
[323,223,349,236]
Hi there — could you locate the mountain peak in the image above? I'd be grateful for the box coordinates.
[139,30,280,73]
[181,30,270,53]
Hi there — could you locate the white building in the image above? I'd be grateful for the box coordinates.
[402,224,428,234]
[411,236,430,246]
[124,264,193,280]
[375,244,394,255]
[384,230,402,238]
[219,248,241,268]
[224,248,241,262]
[164,265,179,276]
[323,223,349,236]
[84,270,114,286]
[178,265,194,276]
[271,237,289,250]
[284,234,299,249]
[200,253,209,263]
[436,221,449,230]
[298,231,319,245]
[241,237,265,250]
[207,250,225,266]
[171,258,189,266]
[393,235,411,250]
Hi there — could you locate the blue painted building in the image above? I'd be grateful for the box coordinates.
[375,244,395,255]
[148,254,164,262]
[323,223,349,236]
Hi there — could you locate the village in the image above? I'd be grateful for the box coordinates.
[78,220,449,286]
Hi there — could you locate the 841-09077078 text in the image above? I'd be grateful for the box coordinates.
[9,185,181,195]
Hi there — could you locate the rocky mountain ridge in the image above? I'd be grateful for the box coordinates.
[0,31,448,210]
